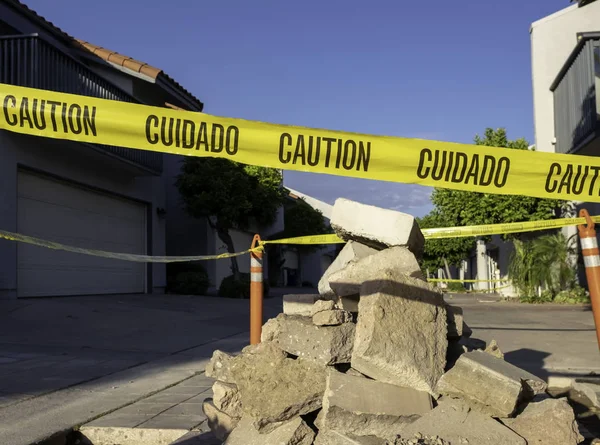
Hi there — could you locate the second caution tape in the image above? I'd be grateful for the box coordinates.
[2,84,600,203]
[262,214,600,246]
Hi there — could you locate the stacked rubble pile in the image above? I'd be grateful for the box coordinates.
[202,198,585,445]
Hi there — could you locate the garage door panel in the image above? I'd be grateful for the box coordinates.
[17,172,146,298]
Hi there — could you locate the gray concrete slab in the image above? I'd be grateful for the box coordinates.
[0,294,281,445]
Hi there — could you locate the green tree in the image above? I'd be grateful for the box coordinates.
[417,210,475,274]
[429,128,564,239]
[509,232,577,298]
[419,128,565,277]
[175,157,287,279]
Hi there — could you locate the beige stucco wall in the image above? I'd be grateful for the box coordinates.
[530,2,600,153]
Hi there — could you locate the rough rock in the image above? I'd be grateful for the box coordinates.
[283,294,320,316]
[262,313,354,365]
[501,397,584,445]
[436,350,547,417]
[230,339,327,431]
[203,399,239,441]
[573,379,600,409]
[398,399,526,445]
[321,369,432,441]
[394,434,451,445]
[319,240,379,299]
[212,381,242,418]
[312,299,337,315]
[315,430,388,445]
[485,339,504,359]
[351,271,447,395]
[330,198,425,258]
[313,309,353,326]
[445,304,463,339]
[205,350,235,384]
[329,246,425,298]
[224,416,315,445]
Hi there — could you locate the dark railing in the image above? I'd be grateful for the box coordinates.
[0,35,162,173]
[551,36,600,155]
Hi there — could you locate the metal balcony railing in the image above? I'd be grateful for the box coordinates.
[551,35,600,155]
[0,34,162,173]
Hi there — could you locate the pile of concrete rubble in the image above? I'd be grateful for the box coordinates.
[201,198,584,445]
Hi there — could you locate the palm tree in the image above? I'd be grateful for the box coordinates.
[508,232,576,298]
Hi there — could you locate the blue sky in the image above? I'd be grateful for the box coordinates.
[26,0,567,217]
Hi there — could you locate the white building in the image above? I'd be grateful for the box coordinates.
[530,0,600,285]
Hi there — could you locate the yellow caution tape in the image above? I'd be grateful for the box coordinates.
[4,84,600,202]
[0,230,260,263]
[262,215,600,246]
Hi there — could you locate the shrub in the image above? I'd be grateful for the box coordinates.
[554,286,590,304]
[219,273,270,299]
[446,282,466,293]
[167,263,210,295]
[519,289,554,304]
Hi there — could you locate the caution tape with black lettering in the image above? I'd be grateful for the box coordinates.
[261,214,600,246]
[3,84,600,203]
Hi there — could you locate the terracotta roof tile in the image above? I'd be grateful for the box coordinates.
[74,39,163,79]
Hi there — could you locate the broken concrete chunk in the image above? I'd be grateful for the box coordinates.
[264,313,354,365]
[485,339,504,359]
[230,340,326,431]
[203,399,239,441]
[351,271,447,395]
[394,434,451,445]
[315,430,388,445]
[283,294,320,316]
[224,416,315,445]
[445,304,463,339]
[212,381,242,418]
[501,397,584,445]
[313,309,353,326]
[205,350,235,384]
[573,379,600,409]
[319,240,379,299]
[312,299,337,315]
[321,369,432,441]
[329,246,425,298]
[330,198,425,257]
[398,399,526,445]
[436,350,547,417]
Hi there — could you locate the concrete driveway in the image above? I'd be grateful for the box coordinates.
[0,292,598,444]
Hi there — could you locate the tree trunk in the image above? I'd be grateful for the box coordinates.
[211,219,240,281]
[443,257,452,280]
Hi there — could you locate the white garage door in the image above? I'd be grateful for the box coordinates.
[17,171,147,297]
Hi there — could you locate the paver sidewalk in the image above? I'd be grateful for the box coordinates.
[0,294,281,445]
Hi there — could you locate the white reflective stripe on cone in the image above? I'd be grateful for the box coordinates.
[251,272,262,282]
[584,256,600,268]
[251,257,262,268]
[581,237,599,250]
